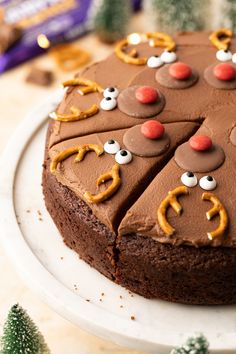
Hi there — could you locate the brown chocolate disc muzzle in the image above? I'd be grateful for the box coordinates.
[174,142,225,173]
[117,85,165,118]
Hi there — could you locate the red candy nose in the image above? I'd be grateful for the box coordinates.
[213,63,236,81]
[135,86,159,104]
[189,135,212,151]
[141,120,165,139]
[169,62,192,80]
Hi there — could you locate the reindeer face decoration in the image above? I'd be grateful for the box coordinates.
[49,78,103,122]
[116,32,198,89]
[157,134,229,241]
[155,60,199,90]
[50,117,173,205]
[144,34,200,90]
[204,29,236,89]
[50,141,134,204]
[115,32,176,66]
[114,32,200,91]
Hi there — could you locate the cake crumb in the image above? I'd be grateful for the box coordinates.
[60,256,64,260]
[86,299,90,302]
[120,305,123,308]
[73,284,78,291]
[130,294,134,297]
[38,217,43,221]
[101,292,105,296]
[26,210,30,213]
[37,210,42,216]
[119,295,123,299]
[130,315,135,321]
[99,298,102,302]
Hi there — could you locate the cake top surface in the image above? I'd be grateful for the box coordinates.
[47,30,236,248]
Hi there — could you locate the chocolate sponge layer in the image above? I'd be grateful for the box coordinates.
[43,160,116,280]
[116,234,236,305]
[43,160,236,305]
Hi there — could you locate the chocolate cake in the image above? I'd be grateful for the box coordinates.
[43,30,236,305]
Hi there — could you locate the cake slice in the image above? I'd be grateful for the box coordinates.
[117,109,236,304]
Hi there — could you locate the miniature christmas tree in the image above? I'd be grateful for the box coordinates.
[94,0,131,43]
[1,304,50,354]
[150,0,209,32]
[170,333,209,354]
[225,0,236,31]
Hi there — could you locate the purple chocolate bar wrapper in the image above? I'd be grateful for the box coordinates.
[0,0,142,73]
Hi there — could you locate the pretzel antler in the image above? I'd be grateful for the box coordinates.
[146,32,176,51]
[157,186,188,236]
[50,144,104,172]
[202,192,228,240]
[209,28,233,51]
[84,163,121,204]
[115,32,176,65]
[49,104,99,122]
[62,77,104,95]
[115,38,147,65]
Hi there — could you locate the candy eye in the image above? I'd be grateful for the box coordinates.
[216,49,232,62]
[115,149,132,164]
[104,139,120,154]
[103,87,119,99]
[232,53,236,64]
[199,176,217,190]
[181,171,198,187]
[100,97,117,110]
[147,55,164,68]
[160,51,177,64]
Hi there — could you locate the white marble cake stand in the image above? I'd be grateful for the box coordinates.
[0,90,236,354]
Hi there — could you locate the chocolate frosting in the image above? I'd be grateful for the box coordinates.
[117,85,165,118]
[230,126,236,146]
[155,64,199,89]
[174,142,225,172]
[123,124,170,157]
[204,63,236,89]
